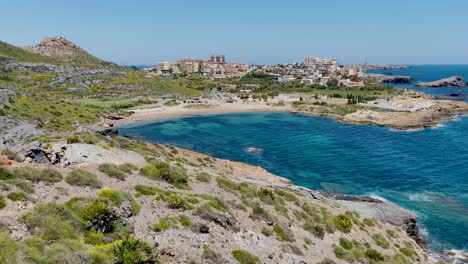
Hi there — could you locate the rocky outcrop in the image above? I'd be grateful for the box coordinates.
[416,76,467,87]
[366,73,414,84]
[381,75,414,84]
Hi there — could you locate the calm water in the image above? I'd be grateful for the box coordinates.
[121,112,468,252]
[121,65,468,253]
[368,65,468,102]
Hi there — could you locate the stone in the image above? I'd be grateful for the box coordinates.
[199,224,210,233]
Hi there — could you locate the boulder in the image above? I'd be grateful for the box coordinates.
[416,76,467,87]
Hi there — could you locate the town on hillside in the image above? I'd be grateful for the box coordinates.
[145,54,366,87]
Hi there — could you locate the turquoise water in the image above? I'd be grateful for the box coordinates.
[121,65,468,253]
[121,112,468,252]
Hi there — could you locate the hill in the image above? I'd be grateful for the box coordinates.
[22,37,115,66]
[0,40,59,63]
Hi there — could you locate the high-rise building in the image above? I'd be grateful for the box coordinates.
[304,56,318,66]
[210,54,226,64]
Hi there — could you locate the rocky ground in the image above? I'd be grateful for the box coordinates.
[0,136,433,263]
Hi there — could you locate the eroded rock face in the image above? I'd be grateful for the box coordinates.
[416,76,467,87]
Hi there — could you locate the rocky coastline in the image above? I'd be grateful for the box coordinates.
[416,76,467,88]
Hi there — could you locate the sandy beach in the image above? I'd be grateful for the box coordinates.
[112,102,292,126]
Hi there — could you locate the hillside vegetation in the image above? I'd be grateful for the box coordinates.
[0,41,59,63]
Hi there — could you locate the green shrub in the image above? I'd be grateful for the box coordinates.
[1,149,23,162]
[40,168,63,183]
[134,185,157,195]
[202,244,222,263]
[80,200,111,231]
[335,214,353,233]
[304,221,325,239]
[231,249,261,264]
[274,188,299,203]
[318,258,336,264]
[195,172,211,182]
[339,237,353,250]
[98,189,124,206]
[153,217,178,232]
[112,236,157,264]
[257,188,275,204]
[399,247,414,258]
[249,202,273,222]
[65,169,102,188]
[178,214,192,227]
[0,195,6,209]
[0,232,19,263]
[0,166,15,180]
[82,134,100,144]
[67,136,81,144]
[14,167,42,182]
[10,179,35,193]
[140,162,188,187]
[365,248,384,261]
[98,163,127,180]
[363,218,375,227]
[261,226,272,237]
[386,228,399,238]
[273,225,293,242]
[372,233,390,249]
[167,193,185,209]
[118,163,138,173]
[333,245,346,259]
[7,191,27,201]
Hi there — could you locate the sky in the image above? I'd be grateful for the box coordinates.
[1,0,467,65]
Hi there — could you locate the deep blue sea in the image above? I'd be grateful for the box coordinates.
[121,65,468,254]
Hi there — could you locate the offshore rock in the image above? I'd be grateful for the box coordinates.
[416,76,467,87]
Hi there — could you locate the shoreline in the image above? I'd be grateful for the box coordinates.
[113,103,292,127]
[111,99,468,131]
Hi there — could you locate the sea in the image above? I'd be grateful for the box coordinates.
[120,65,468,257]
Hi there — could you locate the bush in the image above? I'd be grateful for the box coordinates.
[167,193,185,209]
[261,226,272,237]
[318,258,336,264]
[10,179,35,193]
[363,218,375,227]
[273,225,293,242]
[98,189,124,206]
[202,244,222,263]
[178,214,192,227]
[0,166,15,180]
[304,221,325,239]
[195,172,211,182]
[334,245,346,259]
[365,248,384,261]
[65,169,102,188]
[153,217,178,232]
[140,162,188,187]
[339,237,353,250]
[335,214,353,233]
[80,200,112,232]
[112,236,157,264]
[231,249,261,264]
[7,191,27,201]
[67,136,81,144]
[134,185,158,195]
[399,247,414,258]
[14,167,42,182]
[1,149,23,162]
[82,134,100,144]
[98,163,127,180]
[118,163,138,173]
[40,168,63,183]
[0,195,6,209]
[372,233,390,249]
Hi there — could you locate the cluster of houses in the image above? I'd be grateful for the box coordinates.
[253,56,365,87]
[152,54,250,78]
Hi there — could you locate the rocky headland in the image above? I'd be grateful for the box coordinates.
[416,76,467,88]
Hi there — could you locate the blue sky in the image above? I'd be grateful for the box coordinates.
[1,0,467,65]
